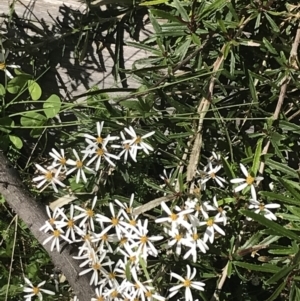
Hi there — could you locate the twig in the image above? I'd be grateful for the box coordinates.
[4,215,18,301]
[210,261,229,301]
[186,17,253,188]
[258,24,300,176]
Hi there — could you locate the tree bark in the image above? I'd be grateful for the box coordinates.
[0,152,94,300]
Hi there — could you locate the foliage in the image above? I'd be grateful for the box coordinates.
[1,0,300,301]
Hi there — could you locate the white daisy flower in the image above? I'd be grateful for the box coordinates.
[66,149,95,183]
[42,223,72,252]
[39,205,65,232]
[112,131,139,163]
[58,204,84,241]
[199,211,225,244]
[230,163,263,199]
[200,162,227,188]
[95,202,129,240]
[74,195,98,231]
[49,148,67,174]
[79,251,114,286]
[168,265,205,301]
[23,277,55,300]
[84,121,119,151]
[164,227,185,256]
[248,198,280,221]
[183,227,209,262]
[155,202,193,230]
[33,163,65,193]
[83,137,120,169]
[130,219,163,259]
[123,126,155,155]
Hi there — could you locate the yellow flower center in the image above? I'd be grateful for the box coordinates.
[109,272,116,279]
[210,172,216,178]
[145,291,152,297]
[97,296,104,301]
[129,219,136,226]
[119,237,128,245]
[170,213,178,221]
[96,148,105,156]
[0,62,6,70]
[111,217,119,226]
[175,233,182,241]
[67,219,74,228]
[110,290,118,298]
[207,219,214,227]
[130,255,136,262]
[101,233,108,241]
[96,136,103,144]
[192,233,199,240]
[49,217,55,225]
[32,286,40,295]
[246,175,255,185]
[87,209,94,217]
[76,160,83,168]
[124,143,131,150]
[92,262,101,270]
[140,235,148,244]
[83,234,91,241]
[259,204,265,211]
[60,157,66,165]
[183,279,191,287]
[135,136,142,144]
[53,229,61,237]
[45,171,53,181]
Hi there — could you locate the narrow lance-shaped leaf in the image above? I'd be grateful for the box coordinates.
[240,209,300,243]
[252,138,263,175]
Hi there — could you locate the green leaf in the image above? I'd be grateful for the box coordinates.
[43,94,61,119]
[248,71,258,103]
[279,120,300,132]
[233,261,280,273]
[28,80,42,100]
[140,0,168,5]
[262,37,278,55]
[9,135,23,149]
[221,156,235,179]
[0,84,5,96]
[268,247,297,255]
[260,191,298,206]
[241,209,300,242]
[20,112,47,127]
[277,213,300,222]
[7,74,32,94]
[150,9,181,23]
[265,265,294,285]
[198,0,228,20]
[264,13,280,33]
[252,138,263,175]
[278,178,300,201]
[172,0,189,22]
[266,158,298,178]
[149,11,162,34]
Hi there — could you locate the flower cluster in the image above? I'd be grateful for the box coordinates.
[33,122,155,192]
[27,121,282,301]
